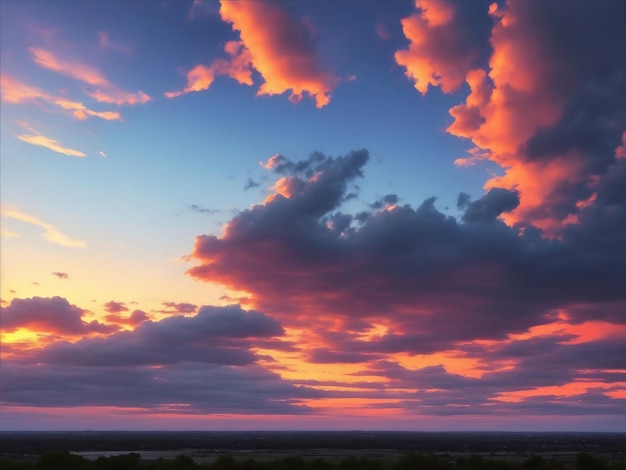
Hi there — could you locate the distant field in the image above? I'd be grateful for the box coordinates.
[1,431,624,469]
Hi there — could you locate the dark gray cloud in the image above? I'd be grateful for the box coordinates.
[462,188,519,223]
[2,297,117,335]
[189,204,218,215]
[31,304,285,367]
[1,362,317,414]
[189,151,625,345]
[52,272,69,279]
[244,178,260,190]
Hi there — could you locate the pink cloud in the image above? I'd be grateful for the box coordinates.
[219,0,339,107]
[375,22,391,41]
[616,132,626,159]
[156,301,198,315]
[394,0,479,94]
[29,48,150,106]
[30,47,109,87]
[1,75,121,120]
[85,89,150,106]
[103,300,129,314]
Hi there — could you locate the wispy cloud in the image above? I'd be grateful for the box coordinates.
[15,126,86,158]
[30,47,109,87]
[1,229,19,238]
[29,48,150,106]
[1,205,86,247]
[1,75,121,121]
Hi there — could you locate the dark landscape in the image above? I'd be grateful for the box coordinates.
[1,431,625,469]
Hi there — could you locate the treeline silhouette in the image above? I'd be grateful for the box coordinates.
[2,451,625,470]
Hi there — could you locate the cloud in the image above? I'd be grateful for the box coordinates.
[52,272,69,279]
[1,229,19,238]
[375,23,391,41]
[187,151,625,350]
[156,301,198,315]
[103,300,129,313]
[218,0,339,107]
[1,362,314,414]
[1,299,313,414]
[188,0,219,20]
[29,48,150,106]
[31,305,285,367]
[1,205,86,247]
[444,0,626,233]
[30,47,108,87]
[189,204,218,215]
[84,89,151,106]
[394,0,486,94]
[461,188,519,223]
[104,309,150,327]
[244,178,260,190]
[1,75,121,121]
[16,132,86,157]
[2,297,115,336]
[165,41,253,98]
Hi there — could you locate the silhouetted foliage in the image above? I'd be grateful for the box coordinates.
[0,459,37,470]
[213,455,239,470]
[38,451,92,470]
[393,452,454,469]
[576,452,607,469]
[310,458,334,470]
[3,450,626,470]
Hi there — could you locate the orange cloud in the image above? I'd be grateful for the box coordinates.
[395,0,478,94]
[1,75,121,120]
[16,133,86,158]
[53,97,121,120]
[29,48,150,106]
[444,0,624,234]
[165,41,253,98]
[30,47,108,87]
[219,0,338,107]
[447,8,564,158]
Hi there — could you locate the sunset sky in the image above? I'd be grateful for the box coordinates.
[1,0,625,431]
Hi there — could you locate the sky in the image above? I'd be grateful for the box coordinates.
[1,0,625,432]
